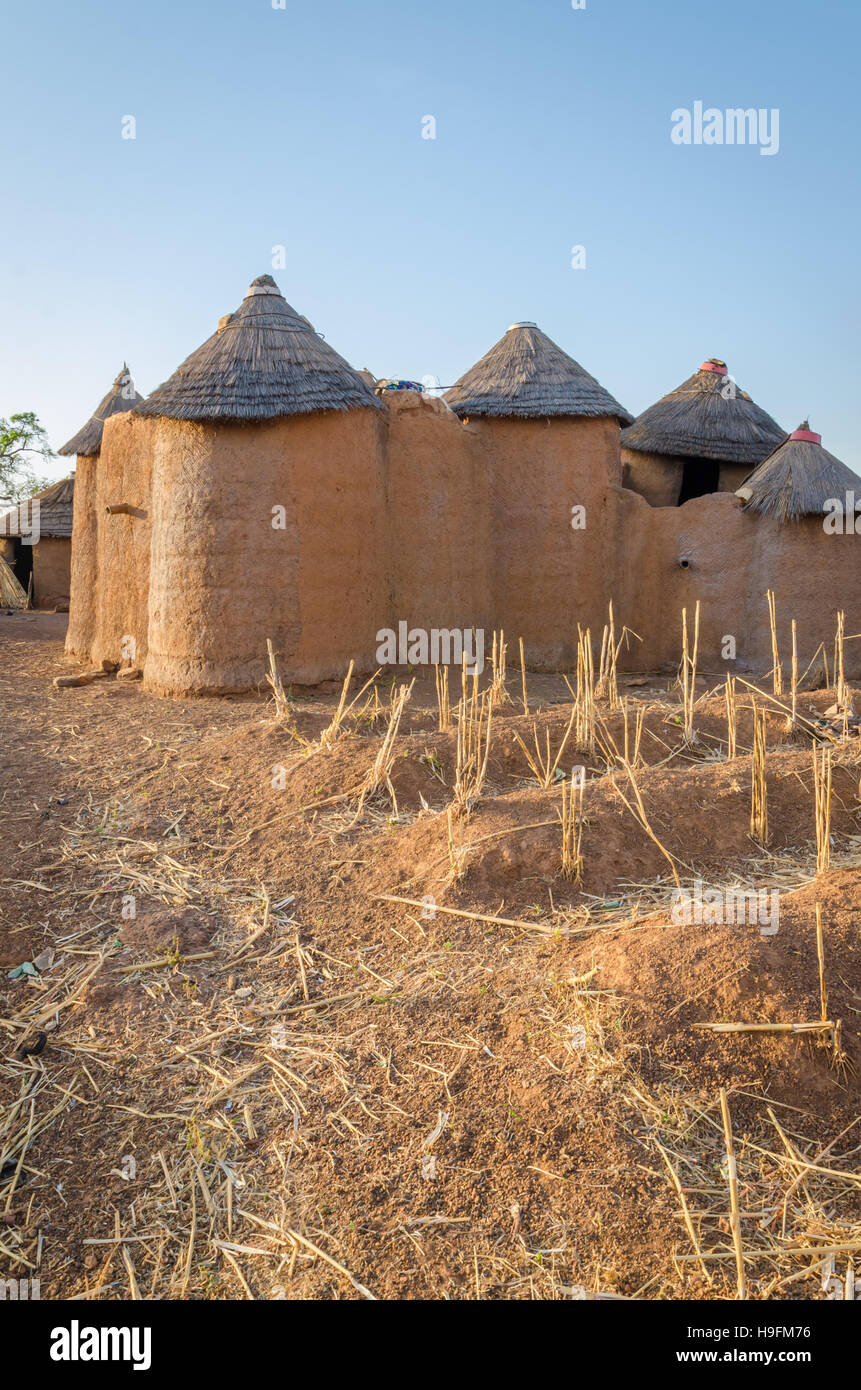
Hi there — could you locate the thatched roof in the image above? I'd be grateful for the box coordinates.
[621,358,785,464]
[58,366,144,457]
[738,423,861,523]
[0,475,75,539]
[135,276,380,422]
[0,553,28,609]
[444,322,633,424]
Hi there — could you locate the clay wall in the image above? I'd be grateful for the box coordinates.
[144,409,387,695]
[610,488,861,677]
[89,414,156,671]
[65,454,98,657]
[32,538,70,609]
[381,392,492,649]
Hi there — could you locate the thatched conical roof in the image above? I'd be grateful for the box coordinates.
[621,358,785,464]
[135,275,380,422]
[0,475,75,538]
[58,366,144,457]
[444,322,633,424]
[738,423,861,523]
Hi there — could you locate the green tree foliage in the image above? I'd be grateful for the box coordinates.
[0,412,56,505]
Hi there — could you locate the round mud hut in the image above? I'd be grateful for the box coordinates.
[621,358,785,507]
[129,274,384,694]
[0,475,75,610]
[445,321,632,667]
[737,422,861,524]
[59,366,144,657]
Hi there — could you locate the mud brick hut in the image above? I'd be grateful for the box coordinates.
[59,366,144,656]
[621,357,786,506]
[445,321,632,669]
[66,273,861,691]
[0,475,75,609]
[102,275,385,693]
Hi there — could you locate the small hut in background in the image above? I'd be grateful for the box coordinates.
[621,358,785,507]
[445,322,633,666]
[60,366,144,653]
[738,422,861,524]
[0,475,74,609]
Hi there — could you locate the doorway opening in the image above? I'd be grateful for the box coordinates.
[678,456,720,504]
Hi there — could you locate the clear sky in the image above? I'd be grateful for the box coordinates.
[2,0,859,476]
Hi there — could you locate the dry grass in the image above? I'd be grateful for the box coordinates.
[680,602,700,745]
[452,685,493,819]
[560,769,585,881]
[750,705,769,846]
[354,681,414,819]
[813,743,833,876]
[766,589,782,696]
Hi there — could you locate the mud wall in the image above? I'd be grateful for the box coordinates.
[89,414,157,671]
[144,409,387,695]
[611,489,861,677]
[469,415,623,670]
[68,397,861,693]
[621,447,682,507]
[33,538,70,609]
[65,453,98,657]
[382,392,491,647]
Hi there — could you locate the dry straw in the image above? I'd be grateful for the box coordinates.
[354,681,414,818]
[518,637,529,716]
[513,708,577,789]
[680,602,700,744]
[813,743,832,875]
[790,619,798,730]
[766,590,782,696]
[834,610,848,713]
[724,675,737,760]
[750,705,768,845]
[719,1089,747,1300]
[568,626,597,753]
[560,769,585,882]
[0,553,27,610]
[453,685,493,818]
[596,601,620,709]
[434,664,451,732]
[265,639,290,719]
[489,630,510,709]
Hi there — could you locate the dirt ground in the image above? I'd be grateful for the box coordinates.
[1,613,859,1301]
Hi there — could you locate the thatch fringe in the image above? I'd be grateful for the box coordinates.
[621,358,784,464]
[739,422,861,523]
[59,365,144,457]
[135,276,381,422]
[445,322,632,423]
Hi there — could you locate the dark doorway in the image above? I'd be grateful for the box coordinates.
[11,538,34,594]
[678,456,720,504]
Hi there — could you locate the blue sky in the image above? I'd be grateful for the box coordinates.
[2,0,859,475]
